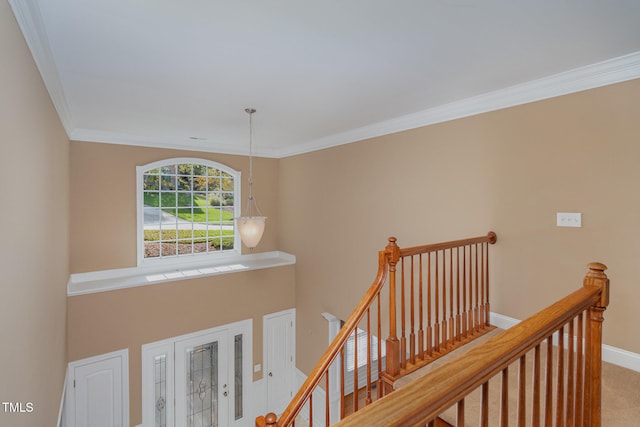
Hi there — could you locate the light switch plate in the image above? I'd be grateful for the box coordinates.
[557,212,582,227]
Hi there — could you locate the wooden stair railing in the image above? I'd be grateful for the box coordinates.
[332,262,610,427]
[256,232,497,427]
[383,231,498,390]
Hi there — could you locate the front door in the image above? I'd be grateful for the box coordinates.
[146,320,251,427]
[175,330,229,427]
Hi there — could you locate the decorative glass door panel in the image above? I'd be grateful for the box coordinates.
[187,341,219,427]
[175,331,228,427]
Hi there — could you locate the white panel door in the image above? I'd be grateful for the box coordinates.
[264,309,295,414]
[73,355,124,427]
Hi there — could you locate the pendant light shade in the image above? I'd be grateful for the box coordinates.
[238,216,266,249]
[236,108,266,249]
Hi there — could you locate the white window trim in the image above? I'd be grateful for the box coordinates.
[136,157,242,267]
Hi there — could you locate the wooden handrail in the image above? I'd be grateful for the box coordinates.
[263,246,394,427]
[332,262,610,427]
[256,232,498,427]
[398,231,497,258]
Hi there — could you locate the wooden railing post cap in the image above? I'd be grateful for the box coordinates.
[386,236,400,262]
[586,262,607,278]
[256,412,278,427]
[585,262,609,308]
[488,231,497,244]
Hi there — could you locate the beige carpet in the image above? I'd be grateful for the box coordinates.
[290,330,639,426]
[394,329,640,426]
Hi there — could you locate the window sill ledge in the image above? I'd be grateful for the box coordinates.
[67,251,296,296]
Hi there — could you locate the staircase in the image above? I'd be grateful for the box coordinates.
[256,232,498,427]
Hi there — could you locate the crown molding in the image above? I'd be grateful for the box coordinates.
[10,0,640,159]
[278,51,640,158]
[9,0,75,136]
[69,128,281,158]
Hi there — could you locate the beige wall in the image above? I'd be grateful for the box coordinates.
[0,3,69,426]
[279,79,640,374]
[70,141,279,273]
[68,266,294,426]
[6,2,639,422]
[68,141,290,425]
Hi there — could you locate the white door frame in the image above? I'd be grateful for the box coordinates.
[263,308,296,414]
[141,319,253,427]
[66,349,129,427]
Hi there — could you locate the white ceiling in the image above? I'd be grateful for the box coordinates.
[10,0,640,158]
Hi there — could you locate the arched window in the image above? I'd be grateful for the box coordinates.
[137,158,240,265]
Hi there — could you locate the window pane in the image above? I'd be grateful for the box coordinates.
[177,207,193,222]
[161,165,176,175]
[206,177,220,192]
[206,208,222,223]
[221,176,233,191]
[193,241,208,254]
[161,176,176,191]
[178,176,193,191]
[207,167,221,177]
[177,193,193,208]
[177,239,193,255]
[193,164,207,176]
[193,177,207,192]
[144,175,160,191]
[160,193,177,208]
[144,191,159,207]
[177,164,193,176]
[207,192,222,208]
[221,192,234,207]
[161,241,177,257]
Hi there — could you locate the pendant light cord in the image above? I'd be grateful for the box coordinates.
[244,108,261,217]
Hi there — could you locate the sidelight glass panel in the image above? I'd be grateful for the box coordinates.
[234,334,243,420]
[154,355,167,427]
[187,342,219,427]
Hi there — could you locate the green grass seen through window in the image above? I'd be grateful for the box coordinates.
[144,192,234,223]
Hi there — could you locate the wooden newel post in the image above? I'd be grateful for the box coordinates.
[255,412,278,427]
[385,237,401,380]
[583,262,609,427]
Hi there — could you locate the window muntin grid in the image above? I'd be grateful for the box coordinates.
[138,158,240,264]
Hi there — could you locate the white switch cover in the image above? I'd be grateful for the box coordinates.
[557,212,582,227]
[254,364,261,373]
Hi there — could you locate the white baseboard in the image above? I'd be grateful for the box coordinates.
[58,368,67,427]
[490,312,640,372]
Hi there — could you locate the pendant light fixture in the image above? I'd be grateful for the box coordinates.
[236,108,266,250]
